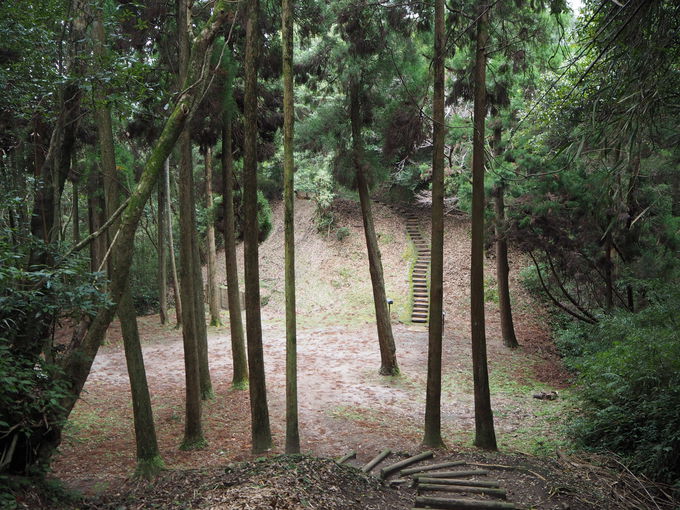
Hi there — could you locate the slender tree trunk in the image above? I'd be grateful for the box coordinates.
[244,0,272,454]
[493,182,518,348]
[72,176,80,244]
[604,229,613,311]
[165,159,182,326]
[349,76,399,376]
[282,0,300,454]
[93,1,163,476]
[204,146,222,326]
[471,3,497,451]
[192,201,213,399]
[178,0,205,448]
[490,116,518,349]
[88,169,107,273]
[423,0,445,448]
[158,161,168,325]
[221,103,248,388]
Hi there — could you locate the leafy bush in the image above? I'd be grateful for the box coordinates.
[562,283,680,485]
[0,339,70,475]
[256,190,273,242]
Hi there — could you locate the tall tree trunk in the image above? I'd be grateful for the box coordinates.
[178,0,206,449]
[88,168,107,273]
[349,76,399,376]
[604,229,613,310]
[490,115,518,349]
[93,1,163,476]
[423,0,445,448]
[25,1,232,473]
[493,183,518,348]
[244,0,272,454]
[192,198,213,399]
[72,174,80,243]
[204,146,222,326]
[471,2,497,451]
[165,159,182,326]
[158,159,168,325]
[282,0,300,454]
[221,100,248,388]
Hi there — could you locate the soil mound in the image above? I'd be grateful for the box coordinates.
[84,455,411,509]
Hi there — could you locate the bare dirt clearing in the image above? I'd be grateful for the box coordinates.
[50,198,588,508]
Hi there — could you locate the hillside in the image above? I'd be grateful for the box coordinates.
[43,197,667,509]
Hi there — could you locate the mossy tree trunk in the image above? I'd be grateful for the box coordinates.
[204,146,222,327]
[423,0,446,448]
[349,75,399,377]
[470,2,497,451]
[282,0,300,454]
[243,0,273,454]
[93,0,163,476]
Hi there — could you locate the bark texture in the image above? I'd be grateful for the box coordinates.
[222,111,248,387]
[471,3,498,451]
[282,0,300,454]
[493,183,518,348]
[243,0,272,453]
[423,0,446,448]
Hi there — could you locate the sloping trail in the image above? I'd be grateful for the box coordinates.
[52,198,571,496]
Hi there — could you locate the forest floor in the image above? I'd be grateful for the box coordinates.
[41,198,670,509]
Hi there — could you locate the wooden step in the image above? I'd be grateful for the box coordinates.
[414,496,517,509]
[416,484,507,499]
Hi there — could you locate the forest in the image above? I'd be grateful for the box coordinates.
[0,0,678,508]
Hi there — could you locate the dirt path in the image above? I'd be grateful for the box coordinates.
[52,199,571,494]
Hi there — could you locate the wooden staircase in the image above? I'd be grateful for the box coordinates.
[406,213,430,324]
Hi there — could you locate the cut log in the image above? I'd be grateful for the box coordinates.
[388,478,408,487]
[400,460,465,476]
[362,449,391,473]
[417,469,489,478]
[414,496,517,509]
[380,450,434,479]
[415,477,500,488]
[337,451,356,464]
[417,484,507,498]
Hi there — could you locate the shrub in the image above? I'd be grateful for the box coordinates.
[256,190,272,242]
[0,339,70,475]
[563,283,680,485]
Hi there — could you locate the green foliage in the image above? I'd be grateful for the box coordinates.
[0,339,70,474]
[559,281,680,485]
[294,151,336,233]
[256,190,273,243]
[129,233,160,315]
